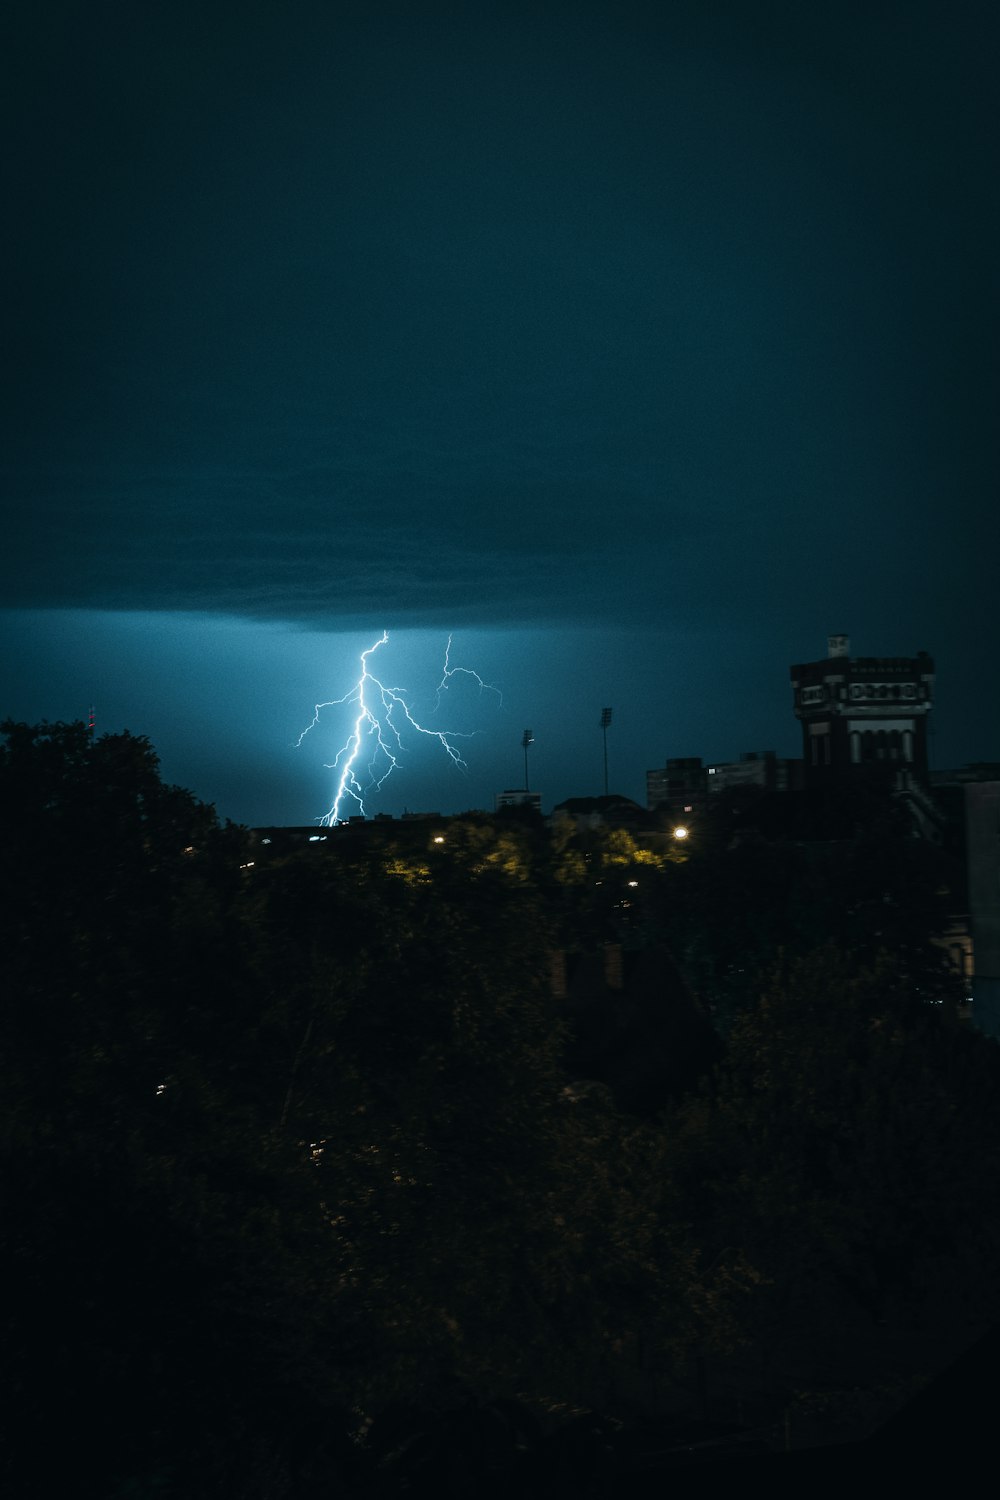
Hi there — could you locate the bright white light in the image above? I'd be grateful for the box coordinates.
[297,633,500,826]
[673,825,689,839]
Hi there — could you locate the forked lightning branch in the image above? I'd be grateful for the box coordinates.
[296,633,501,825]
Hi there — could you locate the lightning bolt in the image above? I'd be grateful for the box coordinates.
[297,632,501,825]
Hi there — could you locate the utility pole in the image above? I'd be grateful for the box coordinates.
[521,729,534,791]
[600,707,612,796]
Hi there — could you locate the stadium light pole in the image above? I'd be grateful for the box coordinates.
[600,707,613,797]
[522,729,534,792]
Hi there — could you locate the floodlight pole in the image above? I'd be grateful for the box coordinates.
[522,729,534,792]
[600,708,613,797]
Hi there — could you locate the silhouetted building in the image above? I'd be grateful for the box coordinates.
[935,768,1000,1034]
[551,795,650,834]
[965,780,1000,1036]
[790,633,934,782]
[931,762,1000,787]
[495,788,542,813]
[646,757,708,813]
[705,749,804,795]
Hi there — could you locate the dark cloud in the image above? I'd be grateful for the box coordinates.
[3,1,998,812]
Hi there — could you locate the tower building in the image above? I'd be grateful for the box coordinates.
[790,634,934,782]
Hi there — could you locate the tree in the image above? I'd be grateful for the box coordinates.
[660,946,1000,1413]
[659,791,964,1027]
[0,723,355,1496]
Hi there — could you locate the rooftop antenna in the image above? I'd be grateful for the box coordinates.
[600,707,613,796]
[521,729,534,792]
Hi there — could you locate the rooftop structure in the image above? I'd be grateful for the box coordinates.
[790,634,934,782]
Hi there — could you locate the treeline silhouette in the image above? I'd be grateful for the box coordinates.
[2,721,999,1496]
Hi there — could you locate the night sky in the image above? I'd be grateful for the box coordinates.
[3,0,997,825]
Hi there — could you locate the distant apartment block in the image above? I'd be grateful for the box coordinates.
[495,788,542,813]
[647,751,802,811]
[706,749,803,795]
[646,757,707,813]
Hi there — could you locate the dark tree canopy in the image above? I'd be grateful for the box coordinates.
[2,722,998,1495]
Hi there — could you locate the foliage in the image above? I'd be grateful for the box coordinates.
[660,793,964,1025]
[2,721,996,1491]
[0,722,349,1495]
[0,727,704,1490]
[663,947,1000,1352]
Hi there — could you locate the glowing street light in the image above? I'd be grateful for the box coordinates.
[672,824,690,840]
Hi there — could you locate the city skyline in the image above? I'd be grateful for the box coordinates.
[0,616,988,826]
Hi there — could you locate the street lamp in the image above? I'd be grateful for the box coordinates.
[522,729,534,791]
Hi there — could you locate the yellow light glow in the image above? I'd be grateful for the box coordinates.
[672,825,689,839]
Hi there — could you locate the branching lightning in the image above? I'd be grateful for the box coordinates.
[296,632,501,825]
